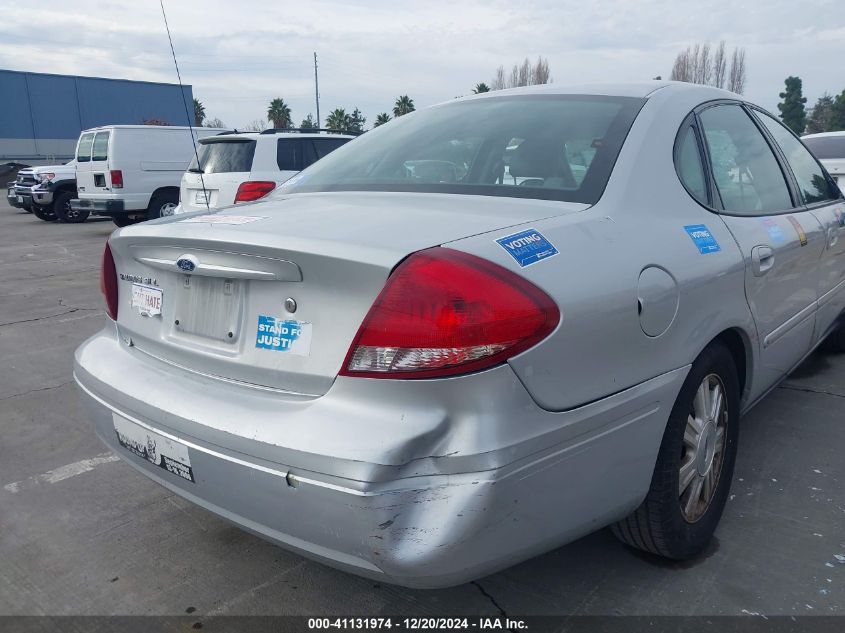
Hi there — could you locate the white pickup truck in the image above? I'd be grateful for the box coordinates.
[70,125,225,226]
[7,162,77,222]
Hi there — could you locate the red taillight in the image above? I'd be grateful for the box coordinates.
[110,170,123,189]
[100,242,119,321]
[234,181,276,203]
[340,248,560,379]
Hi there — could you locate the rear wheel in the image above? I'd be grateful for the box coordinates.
[112,215,135,228]
[147,191,179,220]
[53,191,87,223]
[32,203,57,222]
[611,341,740,559]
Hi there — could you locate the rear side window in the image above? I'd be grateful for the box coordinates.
[277,140,300,171]
[676,124,708,205]
[754,112,841,205]
[802,136,845,160]
[699,105,793,215]
[92,131,109,161]
[192,139,256,174]
[302,138,351,168]
[76,133,95,162]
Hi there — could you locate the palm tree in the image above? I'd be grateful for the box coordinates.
[325,108,352,132]
[393,95,415,117]
[193,98,205,126]
[267,98,292,129]
[473,83,490,94]
[374,113,391,127]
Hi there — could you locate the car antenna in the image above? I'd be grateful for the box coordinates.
[159,0,209,210]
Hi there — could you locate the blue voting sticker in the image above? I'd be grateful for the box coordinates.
[683,224,721,254]
[495,228,559,267]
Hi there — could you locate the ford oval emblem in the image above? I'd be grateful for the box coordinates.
[176,256,197,272]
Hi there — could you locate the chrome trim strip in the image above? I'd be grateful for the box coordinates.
[763,301,817,348]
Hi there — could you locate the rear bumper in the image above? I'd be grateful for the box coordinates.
[74,327,688,588]
[71,198,125,215]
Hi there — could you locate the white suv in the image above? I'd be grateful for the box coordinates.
[802,131,845,193]
[175,129,356,213]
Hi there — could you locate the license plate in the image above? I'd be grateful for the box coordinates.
[131,283,163,316]
[194,190,210,205]
[16,195,22,203]
[112,413,195,482]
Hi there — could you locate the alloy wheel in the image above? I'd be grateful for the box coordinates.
[679,373,728,522]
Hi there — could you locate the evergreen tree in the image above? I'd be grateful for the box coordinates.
[806,95,835,134]
[777,76,807,134]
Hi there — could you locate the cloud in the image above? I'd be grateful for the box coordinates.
[0,0,840,128]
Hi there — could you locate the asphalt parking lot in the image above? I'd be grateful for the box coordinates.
[1,197,844,619]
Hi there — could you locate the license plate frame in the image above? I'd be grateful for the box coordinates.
[131,283,163,316]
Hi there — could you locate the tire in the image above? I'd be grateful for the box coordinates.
[112,215,135,228]
[147,191,179,221]
[611,341,740,559]
[53,191,87,223]
[32,203,58,222]
[822,325,845,353]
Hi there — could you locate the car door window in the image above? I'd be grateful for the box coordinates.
[76,133,94,162]
[277,139,301,171]
[699,105,793,215]
[92,131,109,162]
[675,124,709,205]
[754,111,841,205]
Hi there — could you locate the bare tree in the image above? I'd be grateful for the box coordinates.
[712,41,727,89]
[670,42,746,94]
[532,56,551,85]
[492,65,506,91]
[728,48,746,94]
[490,57,552,90]
[243,119,267,132]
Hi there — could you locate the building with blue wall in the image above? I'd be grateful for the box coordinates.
[0,70,193,164]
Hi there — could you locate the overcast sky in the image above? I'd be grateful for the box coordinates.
[1,0,842,129]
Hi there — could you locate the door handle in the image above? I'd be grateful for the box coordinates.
[751,245,774,276]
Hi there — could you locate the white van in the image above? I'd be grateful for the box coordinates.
[70,125,226,226]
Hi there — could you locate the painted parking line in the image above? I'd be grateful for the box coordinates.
[3,452,120,494]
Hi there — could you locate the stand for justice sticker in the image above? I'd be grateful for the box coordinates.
[255,315,312,355]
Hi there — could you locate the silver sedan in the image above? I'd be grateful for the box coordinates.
[74,81,845,588]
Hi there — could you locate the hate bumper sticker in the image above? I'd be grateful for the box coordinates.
[255,315,312,355]
[113,413,194,483]
[495,228,559,267]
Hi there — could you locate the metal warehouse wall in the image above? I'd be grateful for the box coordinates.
[0,70,193,164]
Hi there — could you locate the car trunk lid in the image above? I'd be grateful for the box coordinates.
[109,191,585,396]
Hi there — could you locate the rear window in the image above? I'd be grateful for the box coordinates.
[276,95,644,204]
[802,136,845,160]
[92,131,110,161]
[192,139,256,174]
[76,133,95,162]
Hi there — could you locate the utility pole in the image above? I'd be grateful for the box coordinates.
[314,52,320,128]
